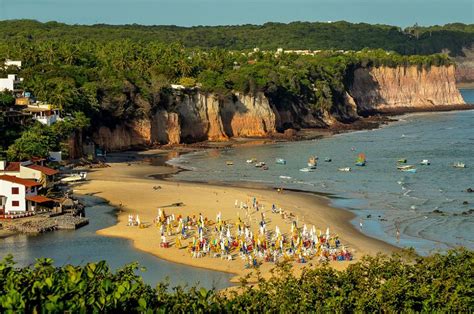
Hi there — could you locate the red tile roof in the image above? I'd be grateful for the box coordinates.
[25,195,56,203]
[27,165,59,176]
[0,175,42,187]
[5,162,20,172]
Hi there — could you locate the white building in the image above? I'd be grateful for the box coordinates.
[23,103,62,126]
[0,160,59,188]
[0,74,23,92]
[3,60,22,69]
[0,174,42,217]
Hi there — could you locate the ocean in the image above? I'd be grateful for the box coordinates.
[169,90,474,255]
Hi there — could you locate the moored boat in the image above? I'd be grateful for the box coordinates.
[275,158,287,165]
[299,167,314,172]
[60,172,87,183]
[324,157,332,162]
[279,175,292,179]
[401,168,417,173]
[246,158,257,164]
[397,165,415,171]
[255,161,266,168]
[226,161,234,166]
[420,159,430,165]
[338,167,351,172]
[307,156,317,167]
[355,153,366,166]
[453,162,466,168]
[398,158,407,163]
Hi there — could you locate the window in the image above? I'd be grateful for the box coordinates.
[12,187,19,195]
[12,201,19,207]
[30,187,35,193]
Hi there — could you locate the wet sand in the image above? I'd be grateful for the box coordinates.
[74,154,398,282]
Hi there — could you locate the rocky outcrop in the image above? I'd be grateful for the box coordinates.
[349,65,465,112]
[89,65,465,151]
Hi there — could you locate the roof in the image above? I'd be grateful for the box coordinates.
[26,195,56,203]
[0,175,42,187]
[27,165,59,176]
[5,162,20,172]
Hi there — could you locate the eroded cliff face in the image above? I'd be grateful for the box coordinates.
[90,65,465,151]
[349,65,465,112]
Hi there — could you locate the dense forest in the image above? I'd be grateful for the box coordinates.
[0,20,473,55]
[0,20,471,159]
[0,248,472,312]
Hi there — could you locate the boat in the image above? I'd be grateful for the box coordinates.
[453,162,466,168]
[398,158,407,164]
[275,158,287,165]
[262,166,269,170]
[307,156,317,167]
[397,165,415,171]
[420,159,430,165]
[246,158,257,164]
[60,172,87,183]
[401,168,417,173]
[338,167,351,172]
[279,175,292,179]
[299,167,314,172]
[255,161,266,168]
[355,153,366,166]
[324,157,332,162]
[226,161,234,166]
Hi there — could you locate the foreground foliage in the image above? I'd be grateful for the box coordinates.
[0,248,472,312]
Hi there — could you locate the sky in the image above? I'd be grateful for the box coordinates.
[0,0,472,27]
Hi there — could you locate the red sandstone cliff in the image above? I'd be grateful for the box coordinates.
[349,65,465,112]
[89,65,466,151]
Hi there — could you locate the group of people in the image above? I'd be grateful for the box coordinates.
[141,197,353,269]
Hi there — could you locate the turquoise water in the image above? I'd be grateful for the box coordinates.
[0,195,233,289]
[171,90,474,255]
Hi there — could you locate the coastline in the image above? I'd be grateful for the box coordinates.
[74,155,398,283]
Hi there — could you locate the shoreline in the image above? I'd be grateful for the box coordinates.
[74,153,398,282]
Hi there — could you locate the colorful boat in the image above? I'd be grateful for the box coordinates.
[355,153,366,166]
[401,168,417,173]
[397,165,415,171]
[307,156,317,167]
[398,158,407,163]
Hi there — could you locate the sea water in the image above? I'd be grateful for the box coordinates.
[171,90,474,255]
[0,195,233,289]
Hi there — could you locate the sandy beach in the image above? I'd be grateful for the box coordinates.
[73,150,398,283]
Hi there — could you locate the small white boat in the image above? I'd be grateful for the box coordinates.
[324,157,332,162]
[397,165,415,171]
[60,172,87,183]
[275,158,287,165]
[299,167,314,172]
[453,162,466,168]
[246,158,257,164]
[338,167,351,172]
[255,161,266,168]
[279,175,292,179]
[420,159,430,165]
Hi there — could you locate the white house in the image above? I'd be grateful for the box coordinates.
[0,160,59,187]
[2,60,22,69]
[23,103,61,126]
[0,174,43,217]
[0,74,23,92]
